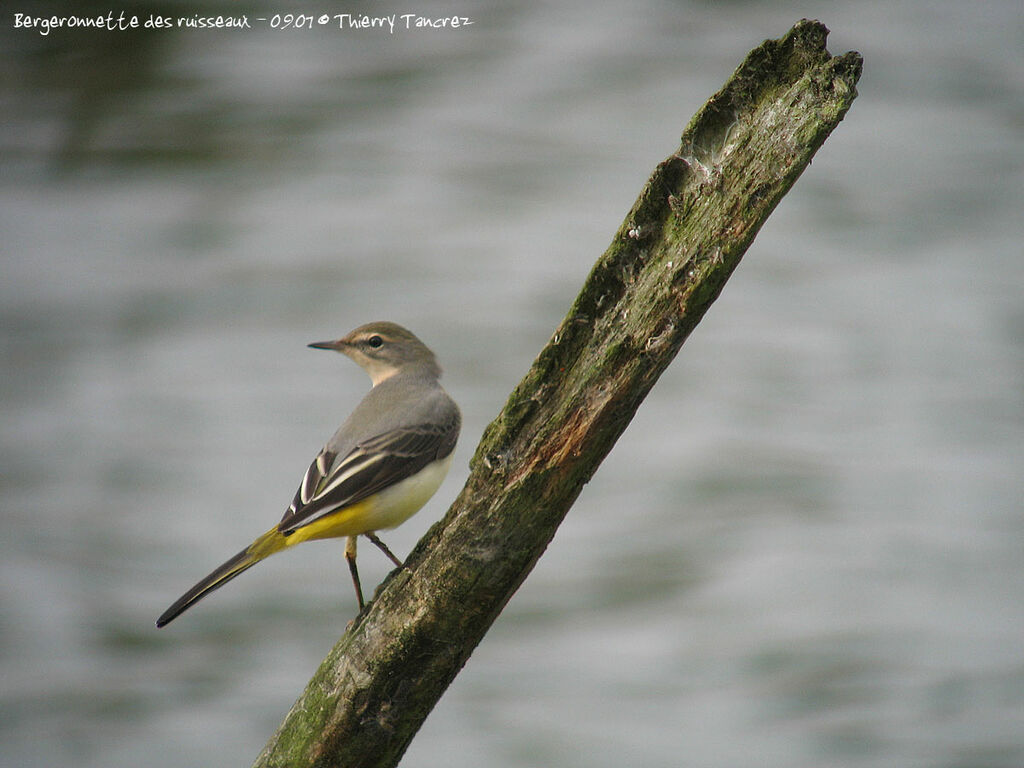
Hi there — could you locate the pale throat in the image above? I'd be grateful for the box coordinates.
[362,360,401,386]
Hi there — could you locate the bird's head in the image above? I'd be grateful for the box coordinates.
[308,321,441,385]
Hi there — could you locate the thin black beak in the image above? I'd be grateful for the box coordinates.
[308,340,347,351]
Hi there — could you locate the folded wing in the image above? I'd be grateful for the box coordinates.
[278,415,458,536]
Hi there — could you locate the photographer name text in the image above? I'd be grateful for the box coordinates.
[12,12,474,36]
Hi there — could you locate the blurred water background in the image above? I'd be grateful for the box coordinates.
[2,1,1022,766]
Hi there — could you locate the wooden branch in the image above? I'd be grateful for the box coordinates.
[253,19,861,768]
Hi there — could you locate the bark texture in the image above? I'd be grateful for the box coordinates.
[254,19,862,768]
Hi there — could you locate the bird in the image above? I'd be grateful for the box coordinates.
[156,321,461,627]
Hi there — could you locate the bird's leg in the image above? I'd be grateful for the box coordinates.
[345,535,365,611]
[365,532,404,569]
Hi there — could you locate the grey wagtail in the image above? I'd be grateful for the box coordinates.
[156,321,460,627]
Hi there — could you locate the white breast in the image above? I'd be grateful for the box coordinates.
[368,453,455,531]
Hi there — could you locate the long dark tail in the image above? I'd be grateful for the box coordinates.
[156,529,281,627]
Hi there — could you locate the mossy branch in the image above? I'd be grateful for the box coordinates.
[253,19,861,768]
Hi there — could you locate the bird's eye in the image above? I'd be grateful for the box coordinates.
[367,335,384,349]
